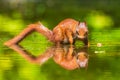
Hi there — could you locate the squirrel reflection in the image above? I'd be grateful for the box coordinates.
[53,45,89,70]
[9,45,89,70]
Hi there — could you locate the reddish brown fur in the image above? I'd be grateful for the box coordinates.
[4,18,88,47]
[52,19,79,44]
[52,19,88,45]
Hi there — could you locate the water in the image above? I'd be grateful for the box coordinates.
[1,46,120,80]
[0,32,120,80]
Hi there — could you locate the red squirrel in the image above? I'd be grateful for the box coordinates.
[52,19,88,45]
[4,18,88,47]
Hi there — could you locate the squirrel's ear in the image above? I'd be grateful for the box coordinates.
[84,21,87,25]
[78,21,80,25]
[83,21,87,25]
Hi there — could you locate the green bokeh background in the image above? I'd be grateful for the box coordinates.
[0,0,120,80]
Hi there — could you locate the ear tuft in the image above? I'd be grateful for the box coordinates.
[79,22,86,28]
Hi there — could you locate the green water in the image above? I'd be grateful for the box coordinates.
[0,29,120,80]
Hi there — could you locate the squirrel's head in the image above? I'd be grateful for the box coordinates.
[76,22,88,39]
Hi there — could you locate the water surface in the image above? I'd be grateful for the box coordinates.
[0,30,120,80]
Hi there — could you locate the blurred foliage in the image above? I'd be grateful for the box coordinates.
[0,0,120,80]
[86,11,114,29]
[0,15,25,35]
[0,0,120,28]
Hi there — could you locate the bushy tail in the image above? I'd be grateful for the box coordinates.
[36,22,53,41]
[4,22,54,47]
